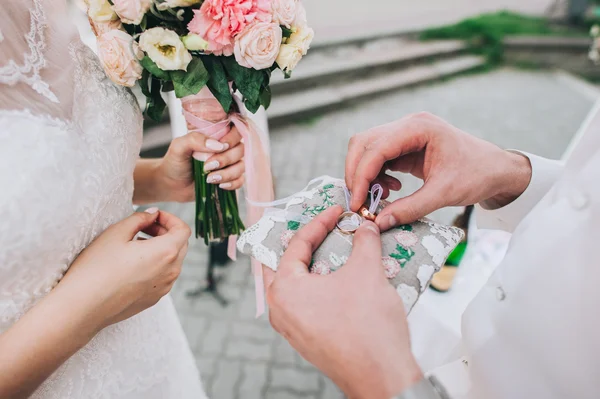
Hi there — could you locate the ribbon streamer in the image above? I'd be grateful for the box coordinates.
[182,89,274,317]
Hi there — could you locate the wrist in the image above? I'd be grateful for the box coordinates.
[345,356,424,399]
[483,150,532,210]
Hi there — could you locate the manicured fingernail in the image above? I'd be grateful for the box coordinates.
[379,215,397,231]
[206,139,225,151]
[204,160,220,172]
[363,222,379,234]
[193,152,210,162]
[219,182,232,189]
[207,174,222,184]
[145,207,159,214]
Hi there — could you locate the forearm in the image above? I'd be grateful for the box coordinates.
[133,158,163,205]
[0,284,100,398]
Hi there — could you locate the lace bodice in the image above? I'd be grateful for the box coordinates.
[0,1,205,397]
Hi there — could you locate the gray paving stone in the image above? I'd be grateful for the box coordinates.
[322,376,346,399]
[271,336,297,366]
[183,315,208,353]
[200,320,229,356]
[265,391,317,399]
[225,339,272,361]
[231,321,277,342]
[270,367,321,393]
[211,359,242,399]
[238,363,269,399]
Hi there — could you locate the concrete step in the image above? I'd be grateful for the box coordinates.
[271,38,467,95]
[268,54,486,125]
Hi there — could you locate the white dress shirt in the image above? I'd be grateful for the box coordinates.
[426,100,600,399]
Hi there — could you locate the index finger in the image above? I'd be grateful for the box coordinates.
[350,120,427,211]
[278,206,343,279]
[151,211,192,245]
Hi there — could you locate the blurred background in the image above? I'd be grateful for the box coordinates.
[72,1,600,398]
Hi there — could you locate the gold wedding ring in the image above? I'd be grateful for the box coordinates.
[358,205,377,222]
[336,212,362,235]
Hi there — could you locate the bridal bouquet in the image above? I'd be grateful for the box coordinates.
[86,0,313,245]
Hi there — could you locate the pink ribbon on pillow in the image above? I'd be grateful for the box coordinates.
[182,88,274,317]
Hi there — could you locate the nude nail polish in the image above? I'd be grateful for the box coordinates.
[219,182,232,189]
[145,207,159,214]
[204,161,220,172]
[206,139,225,151]
[207,174,222,184]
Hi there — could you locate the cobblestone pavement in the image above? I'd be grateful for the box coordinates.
[160,69,595,399]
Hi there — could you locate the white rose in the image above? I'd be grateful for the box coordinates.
[97,30,144,87]
[293,1,307,28]
[112,0,152,25]
[87,0,118,22]
[139,27,192,71]
[272,0,296,28]
[163,0,201,7]
[287,24,313,55]
[276,43,303,72]
[234,22,282,70]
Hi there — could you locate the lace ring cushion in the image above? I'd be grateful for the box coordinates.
[237,178,464,313]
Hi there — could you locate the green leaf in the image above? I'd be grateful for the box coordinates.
[281,26,293,38]
[222,56,264,107]
[202,57,232,112]
[171,58,210,98]
[146,78,167,122]
[140,56,170,81]
[287,221,301,231]
[139,69,151,98]
[396,224,413,232]
[259,86,272,110]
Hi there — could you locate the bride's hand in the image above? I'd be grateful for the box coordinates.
[58,208,191,330]
[156,127,246,202]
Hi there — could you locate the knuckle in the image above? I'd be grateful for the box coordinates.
[162,244,180,263]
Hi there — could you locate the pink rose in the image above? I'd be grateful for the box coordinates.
[89,17,123,37]
[187,0,272,56]
[234,22,282,70]
[382,257,401,279]
[112,0,152,25]
[97,30,143,87]
[272,0,296,28]
[394,231,419,248]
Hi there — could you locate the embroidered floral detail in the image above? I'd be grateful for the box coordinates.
[329,253,347,268]
[287,220,301,231]
[396,224,413,232]
[280,230,295,249]
[0,0,59,103]
[382,257,401,279]
[311,260,331,276]
[389,244,415,267]
[318,184,336,207]
[302,203,328,217]
[394,231,419,248]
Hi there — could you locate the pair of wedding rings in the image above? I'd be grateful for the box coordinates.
[336,206,376,235]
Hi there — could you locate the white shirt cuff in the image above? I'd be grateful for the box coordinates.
[427,358,471,399]
[476,152,563,233]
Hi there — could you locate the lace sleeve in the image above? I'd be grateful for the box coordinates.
[0,0,80,120]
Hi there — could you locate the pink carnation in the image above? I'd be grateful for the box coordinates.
[187,0,272,56]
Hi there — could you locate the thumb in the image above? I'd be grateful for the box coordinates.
[376,182,445,230]
[347,221,383,274]
[115,209,161,241]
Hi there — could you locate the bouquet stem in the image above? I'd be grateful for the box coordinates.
[192,159,245,245]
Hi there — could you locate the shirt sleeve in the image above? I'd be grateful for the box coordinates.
[475,152,564,233]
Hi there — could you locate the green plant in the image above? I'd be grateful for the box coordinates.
[421,11,585,65]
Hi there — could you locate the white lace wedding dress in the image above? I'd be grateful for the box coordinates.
[0,1,207,397]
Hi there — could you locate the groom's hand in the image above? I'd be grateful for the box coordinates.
[266,206,423,399]
[346,112,533,230]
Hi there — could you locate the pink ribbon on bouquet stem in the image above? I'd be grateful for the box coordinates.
[182,87,274,317]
